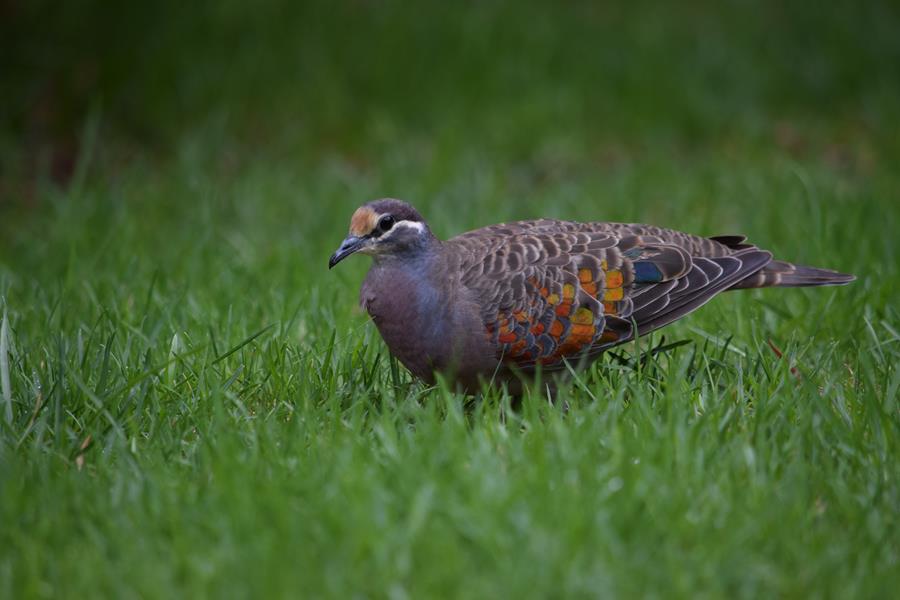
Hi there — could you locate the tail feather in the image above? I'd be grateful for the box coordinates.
[730,260,856,290]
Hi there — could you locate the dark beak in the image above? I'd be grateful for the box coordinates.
[329,235,365,269]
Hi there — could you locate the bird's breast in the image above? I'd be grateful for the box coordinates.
[361,267,446,381]
[360,264,494,386]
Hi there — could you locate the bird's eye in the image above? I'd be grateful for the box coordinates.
[378,215,395,232]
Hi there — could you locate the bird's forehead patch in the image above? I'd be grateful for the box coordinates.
[349,207,379,236]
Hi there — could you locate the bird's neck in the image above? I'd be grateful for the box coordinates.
[371,236,441,270]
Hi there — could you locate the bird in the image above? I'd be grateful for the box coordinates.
[329,198,854,393]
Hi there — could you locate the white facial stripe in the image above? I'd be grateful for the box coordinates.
[397,220,426,233]
[380,219,425,239]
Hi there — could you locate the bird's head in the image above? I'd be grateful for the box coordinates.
[329,199,433,268]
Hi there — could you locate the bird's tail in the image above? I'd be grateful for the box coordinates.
[730,260,856,290]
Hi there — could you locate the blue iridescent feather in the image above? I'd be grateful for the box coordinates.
[633,261,664,283]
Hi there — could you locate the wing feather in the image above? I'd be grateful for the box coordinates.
[450,220,774,373]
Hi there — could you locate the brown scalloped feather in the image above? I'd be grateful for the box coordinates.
[448,220,851,373]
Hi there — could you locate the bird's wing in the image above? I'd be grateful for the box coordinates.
[450,221,772,372]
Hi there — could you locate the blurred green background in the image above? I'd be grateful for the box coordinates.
[4,0,899,184]
[1,1,898,597]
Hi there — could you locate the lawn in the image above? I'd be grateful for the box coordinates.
[1,1,898,597]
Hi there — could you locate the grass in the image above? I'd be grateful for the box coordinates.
[2,1,899,597]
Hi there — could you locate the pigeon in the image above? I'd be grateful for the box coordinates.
[329,198,854,392]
